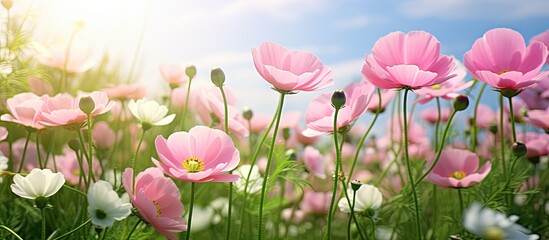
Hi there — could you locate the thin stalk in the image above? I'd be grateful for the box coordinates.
[499,94,507,175]
[53,219,91,240]
[41,208,47,240]
[59,27,78,93]
[16,131,31,173]
[402,89,422,239]
[76,130,90,188]
[131,129,146,194]
[36,132,44,169]
[257,92,286,240]
[471,83,487,152]
[0,225,23,240]
[347,89,382,186]
[87,115,95,183]
[339,181,366,240]
[325,107,342,240]
[369,217,376,240]
[507,97,517,142]
[416,110,457,184]
[218,85,233,240]
[430,185,438,240]
[347,189,357,240]
[100,227,108,240]
[126,219,141,240]
[125,0,154,83]
[62,185,87,198]
[186,182,197,240]
[179,80,194,130]
[434,97,441,151]
[457,188,464,219]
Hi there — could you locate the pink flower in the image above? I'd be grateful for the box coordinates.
[170,85,195,109]
[420,107,452,124]
[517,132,549,158]
[366,89,397,113]
[27,77,53,96]
[504,97,529,123]
[92,121,115,149]
[1,139,45,173]
[249,113,272,133]
[390,114,429,145]
[464,28,548,91]
[251,41,333,92]
[0,127,7,142]
[56,147,102,185]
[299,189,331,214]
[426,148,491,188]
[517,79,549,110]
[36,43,97,73]
[530,29,549,64]
[473,104,496,129]
[289,126,320,147]
[159,63,189,86]
[302,146,326,179]
[1,92,46,129]
[123,168,186,240]
[303,81,375,137]
[415,60,474,104]
[102,83,147,101]
[524,107,549,131]
[40,91,114,127]
[279,111,302,130]
[362,31,456,89]
[153,126,240,182]
[195,89,248,138]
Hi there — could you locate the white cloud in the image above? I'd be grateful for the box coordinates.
[400,0,549,20]
[333,15,383,29]
[220,0,328,21]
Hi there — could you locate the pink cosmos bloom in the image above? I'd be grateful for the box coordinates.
[153,126,240,182]
[56,147,102,185]
[303,81,375,137]
[36,43,97,73]
[290,126,320,146]
[472,104,496,129]
[420,107,452,124]
[426,148,491,188]
[123,168,186,240]
[1,92,46,129]
[415,60,474,104]
[170,85,195,109]
[524,107,549,131]
[102,83,147,101]
[362,31,456,89]
[299,189,331,214]
[0,127,7,142]
[159,63,189,86]
[92,121,115,149]
[251,41,333,92]
[279,111,302,130]
[530,29,549,64]
[366,89,397,113]
[464,28,549,91]
[40,91,114,127]
[517,132,549,158]
[517,79,549,110]
[248,113,272,133]
[27,77,53,96]
[1,139,45,173]
[504,97,529,123]
[390,114,430,145]
[196,91,248,138]
[302,146,326,179]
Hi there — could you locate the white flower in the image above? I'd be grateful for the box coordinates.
[464,202,539,240]
[234,164,263,194]
[338,183,383,213]
[11,168,65,199]
[128,99,175,127]
[87,180,131,228]
[0,154,8,184]
[185,206,214,233]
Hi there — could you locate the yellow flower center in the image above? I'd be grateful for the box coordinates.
[449,171,467,180]
[431,84,442,90]
[484,226,505,240]
[497,69,511,75]
[182,157,204,173]
[152,200,162,217]
[72,169,80,176]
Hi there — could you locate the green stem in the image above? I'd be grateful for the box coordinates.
[100,227,108,240]
[41,208,47,240]
[457,188,464,219]
[218,85,233,240]
[339,181,365,240]
[507,96,517,142]
[369,217,376,240]
[186,182,196,240]
[126,219,141,240]
[416,110,457,184]
[0,225,23,240]
[76,130,90,188]
[131,129,146,194]
[471,83,487,152]
[430,185,438,240]
[347,189,356,240]
[257,92,286,240]
[87,114,95,183]
[36,132,44,169]
[499,94,507,176]
[59,29,77,93]
[434,97,441,151]
[53,219,91,240]
[325,107,342,240]
[402,89,422,239]
[347,88,382,186]
[16,131,31,173]
[62,185,87,198]
[180,80,194,130]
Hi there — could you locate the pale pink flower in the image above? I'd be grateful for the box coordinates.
[195,86,247,138]
[281,208,306,223]
[415,60,474,104]
[27,77,53,95]
[464,28,548,91]
[102,83,147,101]
[170,85,195,109]
[248,113,272,133]
[517,132,549,158]
[366,89,397,113]
[426,148,491,188]
[390,114,429,145]
[303,146,326,179]
[518,79,549,110]
[153,126,240,182]
[1,139,45,173]
[473,104,497,129]
[290,126,320,147]
[0,127,7,142]
[420,107,452,124]
[56,147,102,185]
[279,111,302,130]
[524,107,549,131]
[92,121,115,149]
[123,168,186,240]
[1,92,46,129]
[251,41,333,92]
[303,81,375,137]
[159,63,189,86]
[39,91,114,127]
[36,43,97,73]
[362,31,456,89]
[299,189,331,214]
[530,29,549,64]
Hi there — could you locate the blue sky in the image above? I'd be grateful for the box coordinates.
[16,0,549,120]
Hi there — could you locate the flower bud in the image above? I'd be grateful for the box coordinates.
[186,65,197,80]
[35,196,49,209]
[68,139,80,152]
[500,89,520,98]
[453,94,469,111]
[79,96,95,115]
[210,68,225,87]
[1,0,13,10]
[489,124,498,135]
[242,107,253,121]
[351,180,362,191]
[512,142,527,158]
[282,128,291,141]
[331,90,346,109]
